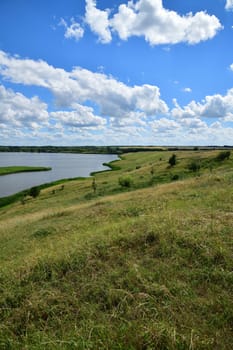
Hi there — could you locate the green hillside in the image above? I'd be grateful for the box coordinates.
[0,150,232,349]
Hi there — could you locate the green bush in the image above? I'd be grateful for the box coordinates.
[168,154,177,167]
[28,186,40,198]
[216,151,231,161]
[171,174,179,181]
[118,176,133,188]
[188,160,201,172]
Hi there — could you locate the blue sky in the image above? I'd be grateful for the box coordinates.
[0,0,233,146]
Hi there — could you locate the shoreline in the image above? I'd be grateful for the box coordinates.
[0,157,120,208]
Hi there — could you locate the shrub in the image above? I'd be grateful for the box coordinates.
[33,228,55,238]
[118,176,133,188]
[171,174,179,181]
[188,160,201,172]
[29,186,40,198]
[216,151,231,161]
[168,154,176,167]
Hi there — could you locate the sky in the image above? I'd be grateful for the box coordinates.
[0,0,233,146]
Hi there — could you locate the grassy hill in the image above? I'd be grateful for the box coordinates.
[0,150,232,349]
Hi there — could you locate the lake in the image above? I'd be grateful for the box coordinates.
[0,152,118,197]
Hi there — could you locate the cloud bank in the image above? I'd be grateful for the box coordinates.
[85,0,222,45]
[0,50,168,125]
[0,85,48,129]
[172,90,233,121]
[0,50,232,145]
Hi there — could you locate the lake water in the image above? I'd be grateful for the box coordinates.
[0,152,118,197]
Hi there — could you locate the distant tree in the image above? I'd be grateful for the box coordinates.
[168,154,177,167]
[29,186,40,198]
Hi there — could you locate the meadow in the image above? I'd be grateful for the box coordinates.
[0,149,232,349]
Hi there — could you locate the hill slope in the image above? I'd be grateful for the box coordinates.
[0,150,232,349]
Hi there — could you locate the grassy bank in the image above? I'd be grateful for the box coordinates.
[0,166,51,176]
[0,150,232,349]
[0,177,86,208]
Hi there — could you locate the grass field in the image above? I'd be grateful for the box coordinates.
[0,150,232,349]
[0,166,51,176]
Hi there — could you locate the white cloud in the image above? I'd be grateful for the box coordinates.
[172,89,233,120]
[85,0,112,43]
[183,87,192,93]
[180,118,207,131]
[149,117,208,143]
[110,111,146,128]
[0,50,66,87]
[230,63,233,71]
[50,104,106,129]
[0,85,49,129]
[84,0,222,46]
[1,50,232,146]
[150,118,180,133]
[225,0,233,10]
[0,50,168,126]
[60,18,84,41]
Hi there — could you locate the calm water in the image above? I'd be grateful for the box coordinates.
[0,152,118,197]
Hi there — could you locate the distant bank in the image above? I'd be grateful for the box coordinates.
[0,166,51,176]
[0,145,232,155]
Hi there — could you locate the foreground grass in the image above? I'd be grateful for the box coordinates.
[0,150,232,349]
[0,166,51,176]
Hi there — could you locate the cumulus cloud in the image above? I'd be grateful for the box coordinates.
[1,50,232,146]
[50,104,106,129]
[225,0,233,10]
[150,118,180,133]
[149,117,208,139]
[59,18,84,41]
[0,50,65,87]
[85,0,112,43]
[84,0,222,45]
[172,89,233,120]
[0,50,168,126]
[110,111,146,128]
[230,63,233,71]
[0,85,49,129]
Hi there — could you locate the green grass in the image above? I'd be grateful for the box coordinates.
[0,166,51,176]
[0,150,232,349]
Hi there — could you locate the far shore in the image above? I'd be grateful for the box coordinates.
[0,166,52,176]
